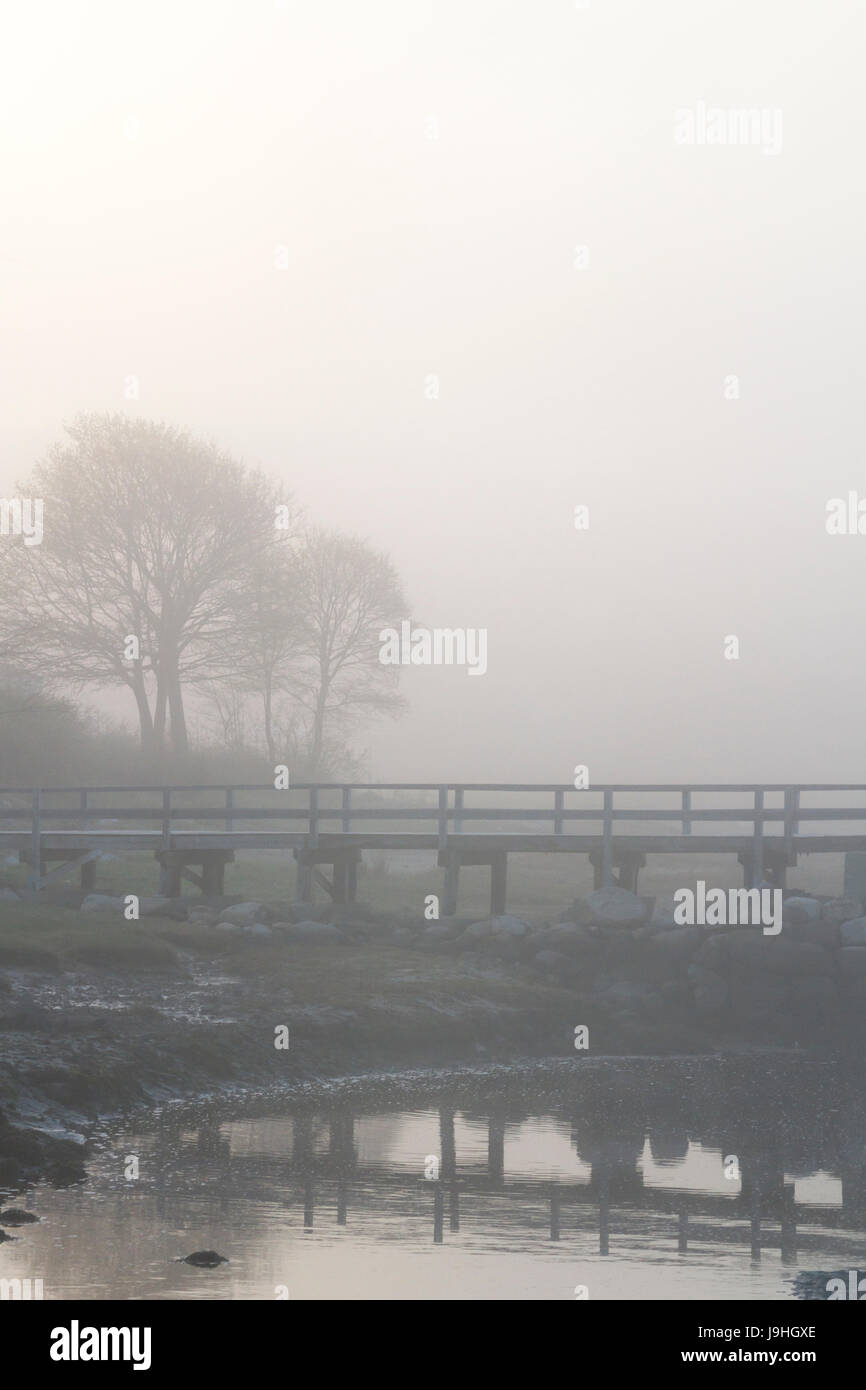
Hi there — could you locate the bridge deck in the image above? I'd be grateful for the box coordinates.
[3,781,866,906]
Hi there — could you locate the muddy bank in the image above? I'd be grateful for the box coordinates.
[2,889,862,1195]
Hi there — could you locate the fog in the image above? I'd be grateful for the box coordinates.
[2,0,863,782]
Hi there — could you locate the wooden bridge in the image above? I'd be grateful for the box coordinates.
[4,782,866,912]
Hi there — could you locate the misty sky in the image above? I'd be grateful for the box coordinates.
[2,0,865,782]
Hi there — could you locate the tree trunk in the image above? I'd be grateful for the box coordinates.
[164,657,188,755]
[309,685,328,776]
[129,669,155,753]
[153,676,167,745]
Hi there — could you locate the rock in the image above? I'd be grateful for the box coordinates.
[784,918,839,948]
[651,927,702,961]
[0,887,19,901]
[46,1161,87,1187]
[687,963,728,1012]
[80,894,124,913]
[595,978,661,1011]
[0,1208,39,1226]
[696,933,831,978]
[840,917,866,947]
[526,922,595,954]
[729,975,790,1023]
[423,923,455,941]
[285,921,345,945]
[0,1229,15,1242]
[533,950,567,970]
[782,896,822,926]
[218,902,263,925]
[563,898,599,927]
[838,946,866,977]
[787,975,836,1012]
[138,896,173,918]
[490,915,530,938]
[187,907,220,926]
[178,1250,228,1267]
[463,918,494,941]
[245,924,273,939]
[821,897,861,925]
[214,920,243,934]
[586,887,647,927]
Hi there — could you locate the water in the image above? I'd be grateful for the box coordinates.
[2,1056,864,1300]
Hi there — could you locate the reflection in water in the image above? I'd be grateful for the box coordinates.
[1,1056,864,1299]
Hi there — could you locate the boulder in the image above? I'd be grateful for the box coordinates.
[462,918,494,941]
[784,918,839,949]
[138,896,173,918]
[787,975,836,1010]
[245,924,273,940]
[782,897,822,926]
[838,946,866,977]
[285,920,345,945]
[729,974,790,1023]
[561,898,597,927]
[840,917,866,947]
[218,902,263,925]
[696,933,831,978]
[214,920,243,934]
[533,950,567,971]
[0,1208,39,1226]
[687,963,728,1012]
[490,915,530,938]
[187,907,220,926]
[651,927,703,962]
[821,897,861,925]
[527,922,595,954]
[80,894,124,914]
[586,887,648,927]
[179,1250,227,1267]
[423,923,455,942]
[595,978,661,1011]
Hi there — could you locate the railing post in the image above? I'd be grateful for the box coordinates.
[79,788,88,832]
[309,786,319,849]
[161,788,171,849]
[682,789,691,836]
[554,789,564,837]
[225,787,234,833]
[602,790,614,888]
[454,787,464,834]
[783,787,796,855]
[438,786,449,850]
[29,788,41,893]
[342,787,351,834]
[752,789,764,888]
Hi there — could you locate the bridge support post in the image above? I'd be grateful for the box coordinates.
[589,850,645,893]
[442,851,460,916]
[490,851,507,916]
[487,1114,505,1185]
[295,856,313,904]
[80,858,97,892]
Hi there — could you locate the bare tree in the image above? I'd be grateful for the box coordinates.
[289,528,408,775]
[0,414,283,755]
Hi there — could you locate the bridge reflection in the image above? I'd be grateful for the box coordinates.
[142,1058,866,1267]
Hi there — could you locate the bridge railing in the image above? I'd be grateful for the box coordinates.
[3,782,866,843]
